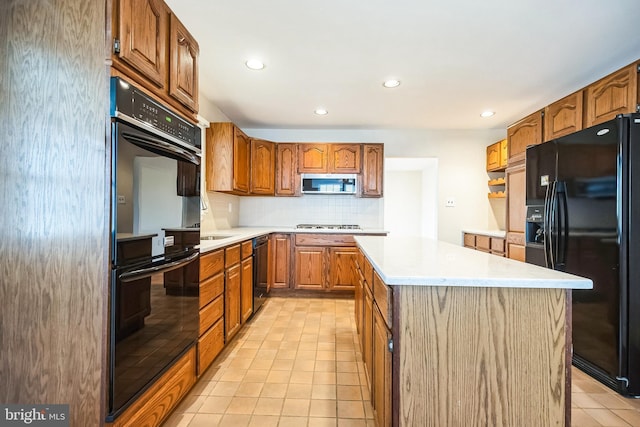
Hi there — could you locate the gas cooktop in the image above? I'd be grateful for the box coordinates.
[295,224,361,230]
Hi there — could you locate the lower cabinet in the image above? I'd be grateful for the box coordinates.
[225,259,242,341]
[463,232,506,257]
[240,253,253,323]
[271,233,291,288]
[198,249,225,375]
[293,234,357,291]
[373,305,392,427]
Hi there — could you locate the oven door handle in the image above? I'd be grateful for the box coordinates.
[122,132,201,166]
[119,251,199,283]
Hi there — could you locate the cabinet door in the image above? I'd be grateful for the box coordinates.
[585,63,638,127]
[250,139,275,195]
[544,91,583,142]
[500,138,508,168]
[362,285,374,391]
[271,234,291,288]
[225,264,241,340]
[486,141,501,171]
[329,247,358,291]
[361,144,384,197]
[508,243,525,262]
[240,257,253,323]
[275,143,299,196]
[298,144,328,173]
[353,258,363,334]
[233,127,251,194]
[507,111,543,165]
[373,305,392,427]
[169,13,199,112]
[506,164,526,234]
[117,0,168,88]
[294,246,325,289]
[328,144,361,173]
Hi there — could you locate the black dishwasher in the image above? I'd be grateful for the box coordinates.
[253,235,270,313]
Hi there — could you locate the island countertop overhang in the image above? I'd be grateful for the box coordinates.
[354,235,593,289]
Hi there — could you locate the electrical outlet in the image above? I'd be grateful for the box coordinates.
[445,198,455,207]
[228,203,233,213]
[117,195,126,204]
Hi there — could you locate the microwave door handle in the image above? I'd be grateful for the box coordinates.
[122,132,201,166]
[119,251,199,283]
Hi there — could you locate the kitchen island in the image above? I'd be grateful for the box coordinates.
[353,235,592,427]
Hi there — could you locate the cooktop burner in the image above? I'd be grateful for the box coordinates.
[296,224,361,230]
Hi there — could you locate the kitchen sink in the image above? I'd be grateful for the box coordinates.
[200,235,233,240]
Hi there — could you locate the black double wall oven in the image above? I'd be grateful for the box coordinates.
[107,77,202,420]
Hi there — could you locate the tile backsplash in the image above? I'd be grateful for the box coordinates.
[238,195,384,228]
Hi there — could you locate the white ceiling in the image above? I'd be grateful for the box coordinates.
[166,0,640,130]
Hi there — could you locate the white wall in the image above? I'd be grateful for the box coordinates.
[246,127,505,244]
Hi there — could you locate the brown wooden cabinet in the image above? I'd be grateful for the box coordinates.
[250,139,275,195]
[241,256,253,323]
[198,249,225,375]
[361,144,384,197]
[362,284,374,390]
[463,232,506,257]
[293,234,358,291]
[270,233,291,288]
[328,144,361,173]
[507,111,543,165]
[373,305,392,427]
[328,247,357,291]
[544,91,583,142]
[506,163,526,261]
[275,144,299,196]
[169,13,199,112]
[225,245,242,340]
[207,123,250,195]
[486,139,507,172]
[585,63,639,127]
[298,144,328,173]
[111,0,199,118]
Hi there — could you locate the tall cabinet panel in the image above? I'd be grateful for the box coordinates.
[207,123,250,195]
[250,139,275,195]
[506,163,526,261]
[275,144,299,196]
[361,144,384,197]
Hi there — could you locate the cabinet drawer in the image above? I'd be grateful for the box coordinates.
[198,318,224,375]
[373,271,392,329]
[199,272,224,309]
[200,295,224,336]
[241,240,253,259]
[363,256,374,292]
[490,237,505,253]
[294,233,356,247]
[463,233,475,248]
[225,244,241,267]
[476,235,490,252]
[200,249,224,281]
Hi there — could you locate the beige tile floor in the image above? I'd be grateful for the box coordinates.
[163,297,640,427]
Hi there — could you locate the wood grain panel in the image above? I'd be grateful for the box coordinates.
[294,233,356,247]
[275,143,299,196]
[199,249,224,281]
[298,143,328,173]
[544,91,584,141]
[294,247,325,289]
[396,286,567,427]
[328,143,361,173]
[198,318,224,376]
[507,111,543,165]
[585,63,639,127]
[271,234,291,288]
[241,240,253,259]
[169,13,199,112]
[372,272,392,328]
[0,1,109,425]
[225,244,241,268]
[199,295,224,335]
[199,272,224,308]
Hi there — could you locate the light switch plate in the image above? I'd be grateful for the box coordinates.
[445,198,455,207]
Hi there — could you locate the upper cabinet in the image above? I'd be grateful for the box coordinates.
[585,63,639,127]
[111,0,199,119]
[276,143,299,196]
[328,144,361,173]
[486,139,507,172]
[207,123,250,195]
[544,91,583,142]
[298,144,328,173]
[361,144,384,197]
[169,14,199,113]
[250,139,276,196]
[507,111,543,165]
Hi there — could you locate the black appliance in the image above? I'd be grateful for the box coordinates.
[524,113,640,397]
[107,77,202,421]
[253,234,270,313]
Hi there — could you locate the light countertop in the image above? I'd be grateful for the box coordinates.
[355,235,592,290]
[198,227,388,253]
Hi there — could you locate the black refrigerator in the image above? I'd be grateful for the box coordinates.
[524,113,640,397]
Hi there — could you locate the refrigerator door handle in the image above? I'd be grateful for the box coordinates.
[543,182,552,268]
[555,181,568,270]
[548,181,558,270]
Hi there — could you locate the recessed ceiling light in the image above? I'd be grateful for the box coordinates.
[245,59,265,70]
[383,79,401,88]
[480,111,495,118]
[314,108,328,116]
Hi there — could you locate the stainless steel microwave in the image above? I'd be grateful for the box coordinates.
[301,174,357,194]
